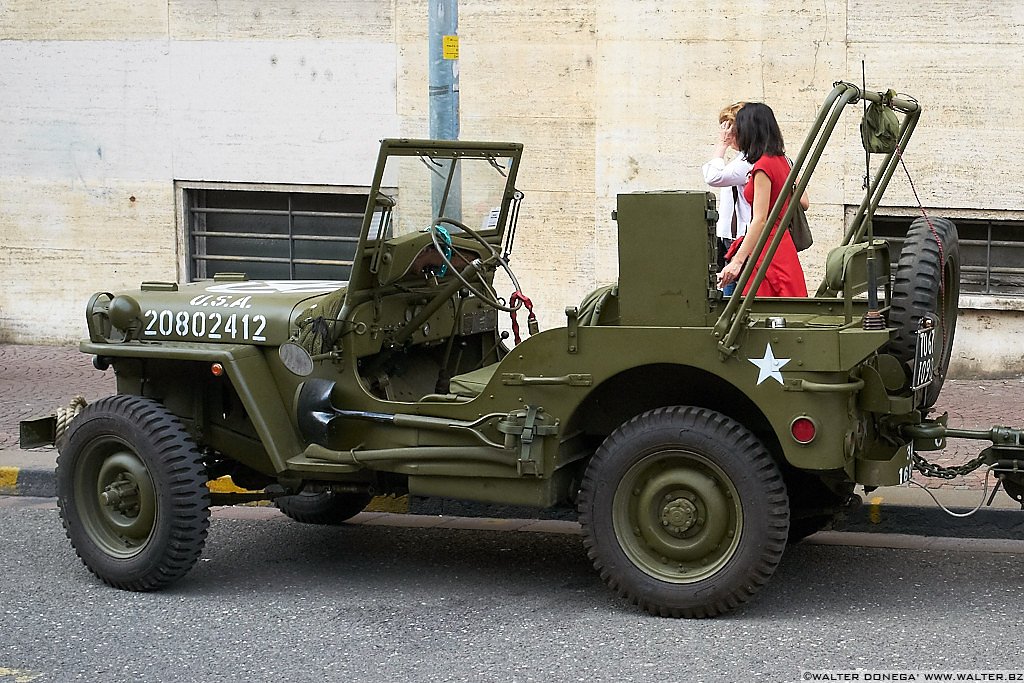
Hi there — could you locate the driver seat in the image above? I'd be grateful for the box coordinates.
[420,363,500,402]
[448,363,499,397]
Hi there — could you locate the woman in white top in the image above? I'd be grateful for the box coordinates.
[701,102,752,292]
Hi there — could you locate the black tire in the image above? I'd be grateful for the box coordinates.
[578,406,789,618]
[275,490,373,525]
[787,514,837,544]
[56,396,210,591]
[888,216,960,409]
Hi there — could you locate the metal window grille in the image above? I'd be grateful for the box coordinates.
[872,216,1024,296]
[184,186,367,281]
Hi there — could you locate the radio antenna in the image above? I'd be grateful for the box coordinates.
[861,60,885,330]
[863,61,871,191]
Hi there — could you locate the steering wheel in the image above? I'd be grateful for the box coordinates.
[428,216,523,313]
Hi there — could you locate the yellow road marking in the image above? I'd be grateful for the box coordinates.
[0,667,43,682]
[366,495,410,513]
[206,475,255,494]
[204,478,409,513]
[869,495,884,524]
[0,467,18,493]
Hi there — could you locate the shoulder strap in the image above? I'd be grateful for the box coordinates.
[730,186,739,238]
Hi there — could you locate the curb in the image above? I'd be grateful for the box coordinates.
[0,463,413,514]
[3,461,1022,540]
[0,465,56,498]
[835,498,1024,540]
[408,494,1024,540]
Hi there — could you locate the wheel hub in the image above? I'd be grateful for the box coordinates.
[660,496,700,535]
[101,474,141,517]
[85,449,158,547]
[613,449,743,584]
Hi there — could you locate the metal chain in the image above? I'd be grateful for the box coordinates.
[911,451,988,480]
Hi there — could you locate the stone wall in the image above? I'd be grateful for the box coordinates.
[2,0,1022,374]
[0,1,399,341]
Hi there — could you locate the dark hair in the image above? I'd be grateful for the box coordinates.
[735,102,786,163]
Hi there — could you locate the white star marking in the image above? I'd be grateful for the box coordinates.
[749,343,790,385]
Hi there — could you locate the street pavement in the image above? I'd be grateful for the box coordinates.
[3,342,1024,537]
[1,497,1023,682]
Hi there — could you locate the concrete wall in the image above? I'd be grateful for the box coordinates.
[2,0,1023,375]
[0,1,399,341]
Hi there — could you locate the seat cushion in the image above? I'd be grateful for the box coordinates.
[448,363,499,397]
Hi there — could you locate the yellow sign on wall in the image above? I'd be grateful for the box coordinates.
[443,35,459,60]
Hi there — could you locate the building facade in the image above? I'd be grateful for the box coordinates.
[2,1,1023,375]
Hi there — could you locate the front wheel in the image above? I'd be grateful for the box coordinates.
[578,406,789,618]
[56,396,210,591]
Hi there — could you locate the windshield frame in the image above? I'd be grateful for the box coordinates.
[346,139,523,293]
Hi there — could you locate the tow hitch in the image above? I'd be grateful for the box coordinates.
[901,418,1024,508]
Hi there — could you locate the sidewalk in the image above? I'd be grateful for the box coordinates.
[3,343,1023,535]
[0,344,116,496]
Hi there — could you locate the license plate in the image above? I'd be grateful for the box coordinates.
[910,325,936,391]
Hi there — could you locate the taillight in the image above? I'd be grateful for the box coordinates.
[791,416,816,444]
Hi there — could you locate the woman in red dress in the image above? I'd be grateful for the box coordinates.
[718,102,808,297]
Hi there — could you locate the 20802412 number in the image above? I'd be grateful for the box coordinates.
[143,309,268,342]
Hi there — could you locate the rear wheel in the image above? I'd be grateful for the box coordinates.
[56,396,210,591]
[578,406,789,618]
[275,489,373,525]
[888,216,960,409]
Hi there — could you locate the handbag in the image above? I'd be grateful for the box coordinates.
[786,158,812,252]
[789,198,812,252]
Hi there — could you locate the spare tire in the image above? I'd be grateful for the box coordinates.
[888,216,960,409]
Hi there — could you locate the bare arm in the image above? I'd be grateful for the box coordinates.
[718,171,771,287]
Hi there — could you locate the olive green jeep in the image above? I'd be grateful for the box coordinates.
[24,81,1024,617]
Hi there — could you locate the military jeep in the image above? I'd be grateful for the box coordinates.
[27,81,1024,617]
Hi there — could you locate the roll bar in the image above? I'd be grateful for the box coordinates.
[712,82,922,356]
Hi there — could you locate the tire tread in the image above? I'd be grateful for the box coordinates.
[578,406,788,618]
[56,395,210,591]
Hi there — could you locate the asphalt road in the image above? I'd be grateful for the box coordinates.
[1,499,1022,683]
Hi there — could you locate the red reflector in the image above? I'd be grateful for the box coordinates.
[791,417,816,444]
[211,363,225,377]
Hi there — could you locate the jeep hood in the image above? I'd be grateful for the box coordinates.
[93,280,347,346]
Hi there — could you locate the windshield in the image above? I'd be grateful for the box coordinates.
[369,147,520,242]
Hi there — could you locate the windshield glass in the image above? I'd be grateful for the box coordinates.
[370,151,517,241]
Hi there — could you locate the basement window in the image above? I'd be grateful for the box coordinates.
[872,215,1024,296]
[180,183,369,281]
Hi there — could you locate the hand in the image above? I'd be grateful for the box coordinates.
[718,257,744,288]
[718,121,735,149]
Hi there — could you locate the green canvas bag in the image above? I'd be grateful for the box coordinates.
[860,89,901,154]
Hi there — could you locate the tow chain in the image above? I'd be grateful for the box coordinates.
[911,451,988,480]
